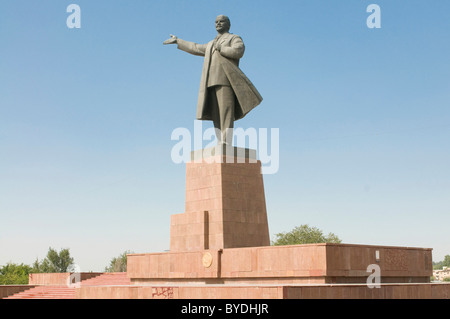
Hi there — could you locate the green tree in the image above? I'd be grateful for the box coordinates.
[272,224,342,246]
[105,251,133,272]
[0,263,33,285]
[443,255,450,268]
[433,255,450,270]
[433,261,443,270]
[32,247,74,273]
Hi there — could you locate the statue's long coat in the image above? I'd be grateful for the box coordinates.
[177,33,263,121]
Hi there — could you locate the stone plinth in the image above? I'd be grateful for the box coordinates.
[170,146,270,251]
[127,243,433,285]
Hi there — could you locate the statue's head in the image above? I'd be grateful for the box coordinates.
[215,15,231,33]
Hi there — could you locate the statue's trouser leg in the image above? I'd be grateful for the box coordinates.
[210,85,235,144]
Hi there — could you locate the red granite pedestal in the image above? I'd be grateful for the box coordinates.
[128,147,433,285]
[76,147,449,299]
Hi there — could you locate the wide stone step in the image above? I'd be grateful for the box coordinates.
[4,286,76,299]
[80,272,131,286]
[4,272,131,299]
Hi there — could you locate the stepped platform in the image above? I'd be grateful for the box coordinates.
[2,272,130,299]
[80,272,131,286]
[5,286,76,299]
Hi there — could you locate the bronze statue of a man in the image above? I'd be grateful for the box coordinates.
[164,15,262,144]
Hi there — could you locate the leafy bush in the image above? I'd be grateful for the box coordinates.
[272,224,342,246]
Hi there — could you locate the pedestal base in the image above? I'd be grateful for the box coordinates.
[127,243,432,285]
[75,243,444,299]
[99,146,442,299]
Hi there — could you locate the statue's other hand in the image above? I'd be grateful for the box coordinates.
[163,34,178,45]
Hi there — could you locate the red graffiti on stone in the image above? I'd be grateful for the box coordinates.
[152,287,174,299]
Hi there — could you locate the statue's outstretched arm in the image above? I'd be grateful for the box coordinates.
[176,39,207,57]
[163,34,207,57]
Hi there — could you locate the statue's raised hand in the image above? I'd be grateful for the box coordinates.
[163,34,178,45]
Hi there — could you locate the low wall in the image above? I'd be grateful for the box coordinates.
[76,283,450,299]
[76,285,282,299]
[0,286,36,299]
[29,273,103,285]
[284,283,450,299]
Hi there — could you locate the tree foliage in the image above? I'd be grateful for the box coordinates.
[443,255,450,267]
[433,255,450,270]
[105,251,133,272]
[272,224,342,246]
[0,247,75,285]
[32,247,75,273]
[0,263,32,285]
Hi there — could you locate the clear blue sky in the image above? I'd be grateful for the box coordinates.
[1,0,449,271]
